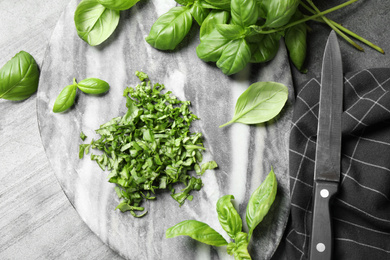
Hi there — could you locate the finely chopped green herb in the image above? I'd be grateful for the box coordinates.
[79,71,217,217]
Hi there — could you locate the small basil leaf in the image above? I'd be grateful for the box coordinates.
[216,24,246,40]
[285,10,307,72]
[231,0,258,27]
[77,78,110,94]
[200,10,230,41]
[190,1,210,26]
[204,0,231,10]
[246,168,278,239]
[262,0,299,28]
[199,160,218,175]
[220,81,288,127]
[216,195,242,239]
[196,29,230,62]
[249,32,281,63]
[166,220,228,246]
[96,0,140,10]
[145,6,193,50]
[53,83,78,113]
[0,51,39,101]
[216,38,251,75]
[74,0,120,46]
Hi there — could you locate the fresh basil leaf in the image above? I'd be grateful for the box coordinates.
[231,0,259,27]
[216,24,246,40]
[204,0,231,10]
[246,168,278,239]
[77,78,110,94]
[166,220,228,246]
[146,6,193,50]
[175,0,194,5]
[196,29,230,62]
[74,0,120,46]
[249,32,281,63]
[284,10,307,72]
[0,51,39,101]
[216,195,242,239]
[262,0,299,28]
[219,81,288,127]
[216,38,251,75]
[53,83,78,113]
[96,0,140,10]
[190,1,210,26]
[200,10,230,41]
[199,160,218,175]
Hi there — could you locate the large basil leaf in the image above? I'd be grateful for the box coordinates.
[249,32,281,63]
[52,83,78,113]
[220,81,288,127]
[146,6,193,50]
[216,195,242,239]
[285,10,307,72]
[175,0,194,5]
[166,220,228,246]
[262,0,299,28]
[0,51,39,101]
[216,38,251,75]
[216,24,246,40]
[190,1,210,26]
[200,10,230,41]
[246,168,277,239]
[74,0,120,46]
[196,29,230,62]
[96,0,140,10]
[231,0,258,27]
[204,0,231,10]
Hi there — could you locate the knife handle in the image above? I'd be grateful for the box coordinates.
[309,181,338,260]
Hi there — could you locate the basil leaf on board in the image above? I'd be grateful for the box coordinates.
[166,220,228,246]
[0,51,39,101]
[231,0,258,27]
[219,81,288,127]
[77,78,110,94]
[53,83,78,113]
[216,195,242,239]
[74,0,120,46]
[246,168,277,239]
[190,0,210,26]
[284,10,307,72]
[199,10,230,41]
[145,6,193,51]
[249,32,281,63]
[196,29,231,62]
[216,38,251,76]
[216,24,246,40]
[262,0,299,28]
[96,0,140,10]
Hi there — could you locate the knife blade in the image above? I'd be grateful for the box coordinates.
[309,30,343,260]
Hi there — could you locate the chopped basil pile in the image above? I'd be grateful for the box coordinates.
[79,71,217,217]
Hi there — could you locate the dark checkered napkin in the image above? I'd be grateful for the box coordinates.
[285,68,390,259]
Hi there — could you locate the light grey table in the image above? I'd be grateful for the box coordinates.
[1,1,389,259]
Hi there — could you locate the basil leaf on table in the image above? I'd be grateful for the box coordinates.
[216,195,242,239]
[77,78,110,94]
[216,38,251,76]
[166,220,228,246]
[227,232,251,260]
[0,51,39,101]
[196,29,231,62]
[190,0,210,26]
[199,10,230,40]
[219,81,288,127]
[231,0,258,27]
[262,0,299,28]
[146,6,193,50]
[74,0,120,46]
[96,0,140,11]
[53,82,78,113]
[246,168,277,239]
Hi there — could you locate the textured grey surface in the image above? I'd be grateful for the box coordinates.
[36,0,293,259]
[1,0,390,259]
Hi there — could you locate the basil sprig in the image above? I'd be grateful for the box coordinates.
[166,168,278,260]
[0,51,39,101]
[53,77,110,113]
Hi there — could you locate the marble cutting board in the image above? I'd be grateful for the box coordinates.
[37,0,294,259]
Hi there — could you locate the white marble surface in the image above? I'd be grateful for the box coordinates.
[36,0,293,259]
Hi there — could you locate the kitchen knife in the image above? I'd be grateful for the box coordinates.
[309,30,343,260]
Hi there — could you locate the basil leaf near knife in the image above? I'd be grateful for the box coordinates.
[0,51,40,101]
[220,81,288,128]
[166,169,278,260]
